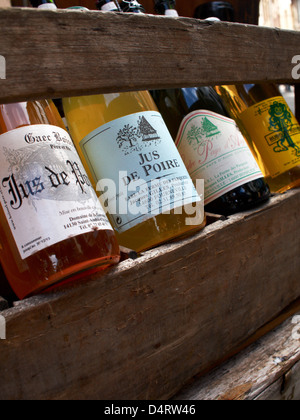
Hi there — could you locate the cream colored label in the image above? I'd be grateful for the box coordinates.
[176,111,263,205]
[0,125,112,259]
[240,96,300,177]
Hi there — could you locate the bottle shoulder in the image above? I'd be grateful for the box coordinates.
[0,100,65,134]
[63,91,158,140]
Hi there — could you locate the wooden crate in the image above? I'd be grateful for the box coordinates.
[0,8,299,400]
[174,301,300,400]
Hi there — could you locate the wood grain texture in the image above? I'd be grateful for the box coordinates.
[0,190,299,400]
[174,305,300,400]
[0,8,299,104]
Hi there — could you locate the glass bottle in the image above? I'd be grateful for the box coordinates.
[63,93,206,252]
[194,1,234,22]
[194,2,300,194]
[154,0,179,16]
[215,84,300,193]
[0,100,120,299]
[29,0,57,9]
[120,0,145,13]
[62,2,205,253]
[152,3,270,215]
[153,87,270,215]
[96,0,121,12]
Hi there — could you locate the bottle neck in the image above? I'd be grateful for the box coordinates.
[30,0,57,9]
[154,0,179,17]
[96,0,121,12]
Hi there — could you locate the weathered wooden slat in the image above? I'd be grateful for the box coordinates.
[0,189,299,400]
[0,8,299,104]
[174,304,300,400]
[0,296,8,311]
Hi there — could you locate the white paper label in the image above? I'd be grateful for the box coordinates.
[0,125,112,259]
[80,111,201,233]
[176,111,264,205]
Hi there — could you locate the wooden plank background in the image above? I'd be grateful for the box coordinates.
[0,8,299,104]
[0,190,299,400]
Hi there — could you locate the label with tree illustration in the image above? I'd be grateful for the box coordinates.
[175,110,263,205]
[0,124,112,259]
[239,96,300,178]
[80,111,202,233]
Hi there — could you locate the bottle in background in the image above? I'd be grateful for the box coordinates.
[0,100,120,299]
[96,0,121,12]
[194,1,234,22]
[29,0,57,9]
[194,1,300,193]
[154,0,178,16]
[120,0,145,13]
[215,84,300,193]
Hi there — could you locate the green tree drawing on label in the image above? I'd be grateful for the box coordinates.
[269,101,300,157]
[187,125,203,147]
[186,117,220,150]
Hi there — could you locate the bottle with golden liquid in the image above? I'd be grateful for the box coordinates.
[63,92,205,252]
[215,84,300,193]
[193,2,300,194]
[62,3,204,253]
[0,100,120,299]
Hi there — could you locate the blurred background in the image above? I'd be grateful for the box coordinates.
[7,0,300,29]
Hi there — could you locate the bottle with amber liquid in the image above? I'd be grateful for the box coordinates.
[0,100,120,299]
[62,2,205,253]
[215,84,300,193]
